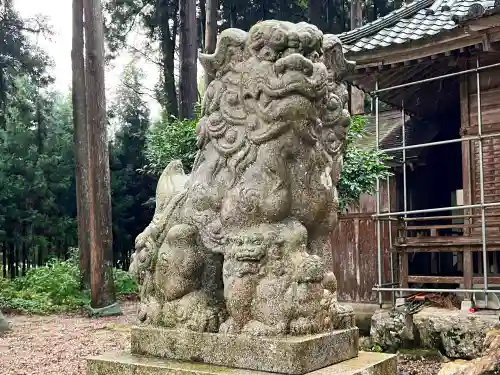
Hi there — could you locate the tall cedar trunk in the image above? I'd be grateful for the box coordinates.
[204,0,218,89]
[84,0,116,308]
[229,5,236,28]
[308,0,322,29]
[350,0,365,115]
[159,2,178,117]
[2,242,6,278]
[199,0,206,50]
[72,0,91,289]
[179,0,198,120]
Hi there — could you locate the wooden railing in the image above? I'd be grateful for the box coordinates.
[391,213,500,292]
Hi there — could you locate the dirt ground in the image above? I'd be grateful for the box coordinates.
[0,302,137,375]
[0,302,442,375]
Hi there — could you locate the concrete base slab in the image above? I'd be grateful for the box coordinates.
[130,326,359,374]
[87,351,397,375]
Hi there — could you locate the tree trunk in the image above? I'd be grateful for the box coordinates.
[179,0,198,120]
[204,0,218,89]
[159,2,178,117]
[350,0,365,115]
[84,0,117,308]
[72,0,91,289]
[229,4,236,28]
[199,0,206,50]
[308,0,322,29]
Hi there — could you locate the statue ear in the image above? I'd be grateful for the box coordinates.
[199,28,248,79]
[322,34,355,81]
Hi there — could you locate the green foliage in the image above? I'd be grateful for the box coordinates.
[144,114,198,174]
[0,251,88,314]
[338,115,392,210]
[0,250,137,314]
[144,112,391,210]
[113,268,138,296]
[109,61,156,266]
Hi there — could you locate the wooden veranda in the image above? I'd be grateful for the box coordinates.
[337,0,500,304]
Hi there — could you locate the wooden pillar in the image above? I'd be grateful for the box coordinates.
[397,218,409,290]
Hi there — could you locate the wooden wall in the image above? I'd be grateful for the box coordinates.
[331,178,395,303]
[462,62,500,235]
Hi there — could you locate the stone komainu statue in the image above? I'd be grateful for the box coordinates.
[129,20,355,336]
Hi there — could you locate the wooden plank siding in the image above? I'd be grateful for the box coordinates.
[464,64,500,238]
[331,178,396,303]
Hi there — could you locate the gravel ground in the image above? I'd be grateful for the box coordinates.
[398,358,443,375]
[1,304,444,375]
[0,302,138,375]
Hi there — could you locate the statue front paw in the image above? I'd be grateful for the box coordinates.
[242,320,287,336]
[289,317,319,335]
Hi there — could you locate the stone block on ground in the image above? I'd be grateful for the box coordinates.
[0,310,10,333]
[87,351,396,375]
[130,326,359,375]
[370,309,416,352]
[413,308,500,359]
[87,302,123,318]
[437,329,500,375]
[438,360,470,375]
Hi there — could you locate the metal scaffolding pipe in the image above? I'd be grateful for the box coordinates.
[373,61,500,94]
[373,287,498,294]
[373,201,500,219]
[476,57,489,305]
[369,55,500,307]
[387,176,395,304]
[401,101,407,298]
[380,131,500,153]
[375,79,383,307]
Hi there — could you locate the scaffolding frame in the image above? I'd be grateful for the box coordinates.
[371,56,500,305]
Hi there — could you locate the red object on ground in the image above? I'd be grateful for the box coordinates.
[470,308,475,313]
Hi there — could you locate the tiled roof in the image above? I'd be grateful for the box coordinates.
[339,0,500,54]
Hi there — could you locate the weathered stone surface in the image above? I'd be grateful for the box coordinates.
[128,20,355,336]
[0,310,10,333]
[437,329,500,375]
[87,302,123,318]
[438,360,470,375]
[87,351,396,375]
[370,309,416,352]
[413,308,500,359]
[130,326,358,374]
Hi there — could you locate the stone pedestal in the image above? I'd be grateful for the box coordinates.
[131,327,358,374]
[87,327,396,375]
[87,351,397,375]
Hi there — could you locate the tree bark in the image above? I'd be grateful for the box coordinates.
[308,0,323,29]
[199,0,206,50]
[179,0,198,120]
[159,1,178,117]
[72,0,91,289]
[350,0,365,115]
[84,0,117,308]
[204,0,218,89]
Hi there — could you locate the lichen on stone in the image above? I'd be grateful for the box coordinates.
[129,20,355,336]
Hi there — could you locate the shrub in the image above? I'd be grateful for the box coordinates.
[144,111,391,210]
[144,113,198,175]
[0,250,137,314]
